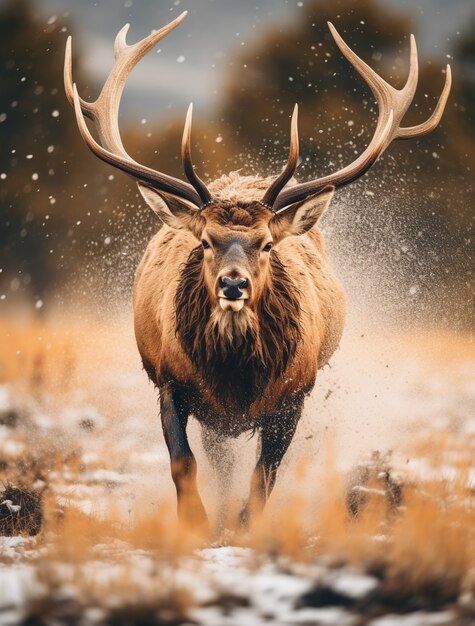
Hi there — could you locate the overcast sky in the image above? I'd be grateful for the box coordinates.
[34,0,474,120]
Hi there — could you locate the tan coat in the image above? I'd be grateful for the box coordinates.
[134,175,345,432]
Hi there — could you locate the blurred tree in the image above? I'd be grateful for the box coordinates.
[0,0,82,303]
[0,0,158,310]
[457,16,475,122]
[220,0,474,324]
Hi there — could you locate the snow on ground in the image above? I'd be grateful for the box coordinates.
[0,542,465,625]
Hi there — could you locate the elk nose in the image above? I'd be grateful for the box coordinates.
[220,276,248,289]
[219,276,248,300]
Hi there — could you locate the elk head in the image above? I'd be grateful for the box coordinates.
[65,12,451,318]
[138,108,335,315]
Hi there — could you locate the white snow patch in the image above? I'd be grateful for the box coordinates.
[330,569,379,599]
[369,611,456,625]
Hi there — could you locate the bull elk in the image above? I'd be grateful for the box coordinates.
[64,13,451,526]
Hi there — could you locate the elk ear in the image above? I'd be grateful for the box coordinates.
[137,183,205,239]
[269,186,335,242]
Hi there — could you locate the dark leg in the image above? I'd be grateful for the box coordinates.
[159,384,207,527]
[241,397,304,525]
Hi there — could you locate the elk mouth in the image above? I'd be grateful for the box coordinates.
[218,296,248,312]
[217,288,250,313]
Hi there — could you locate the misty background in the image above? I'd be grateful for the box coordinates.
[0,0,473,327]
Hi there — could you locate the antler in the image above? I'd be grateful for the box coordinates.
[261,104,300,209]
[182,104,213,206]
[64,12,213,207]
[268,22,452,212]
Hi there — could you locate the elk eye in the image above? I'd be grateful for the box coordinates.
[263,242,273,252]
[201,239,210,250]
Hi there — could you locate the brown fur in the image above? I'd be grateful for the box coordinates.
[133,174,346,431]
[174,245,302,412]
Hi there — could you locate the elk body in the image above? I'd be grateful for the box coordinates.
[65,13,451,526]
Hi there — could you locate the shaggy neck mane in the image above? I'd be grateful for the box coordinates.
[174,246,302,411]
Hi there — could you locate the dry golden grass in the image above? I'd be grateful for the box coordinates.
[23,446,473,615]
[318,470,474,599]
[0,314,142,418]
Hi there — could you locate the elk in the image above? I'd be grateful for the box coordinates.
[64,13,451,526]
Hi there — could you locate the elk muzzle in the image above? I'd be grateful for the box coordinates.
[217,275,250,312]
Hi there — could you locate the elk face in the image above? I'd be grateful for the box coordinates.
[200,214,273,313]
[137,188,276,313]
[138,186,335,315]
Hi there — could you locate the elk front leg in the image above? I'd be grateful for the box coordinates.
[159,385,207,527]
[240,399,303,525]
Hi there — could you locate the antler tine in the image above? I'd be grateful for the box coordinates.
[64,36,95,121]
[69,11,188,152]
[261,104,300,210]
[71,85,201,202]
[402,34,419,101]
[114,23,130,57]
[328,22,394,108]
[182,104,214,206]
[397,64,452,139]
[272,23,451,212]
[65,12,206,206]
[275,109,394,213]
